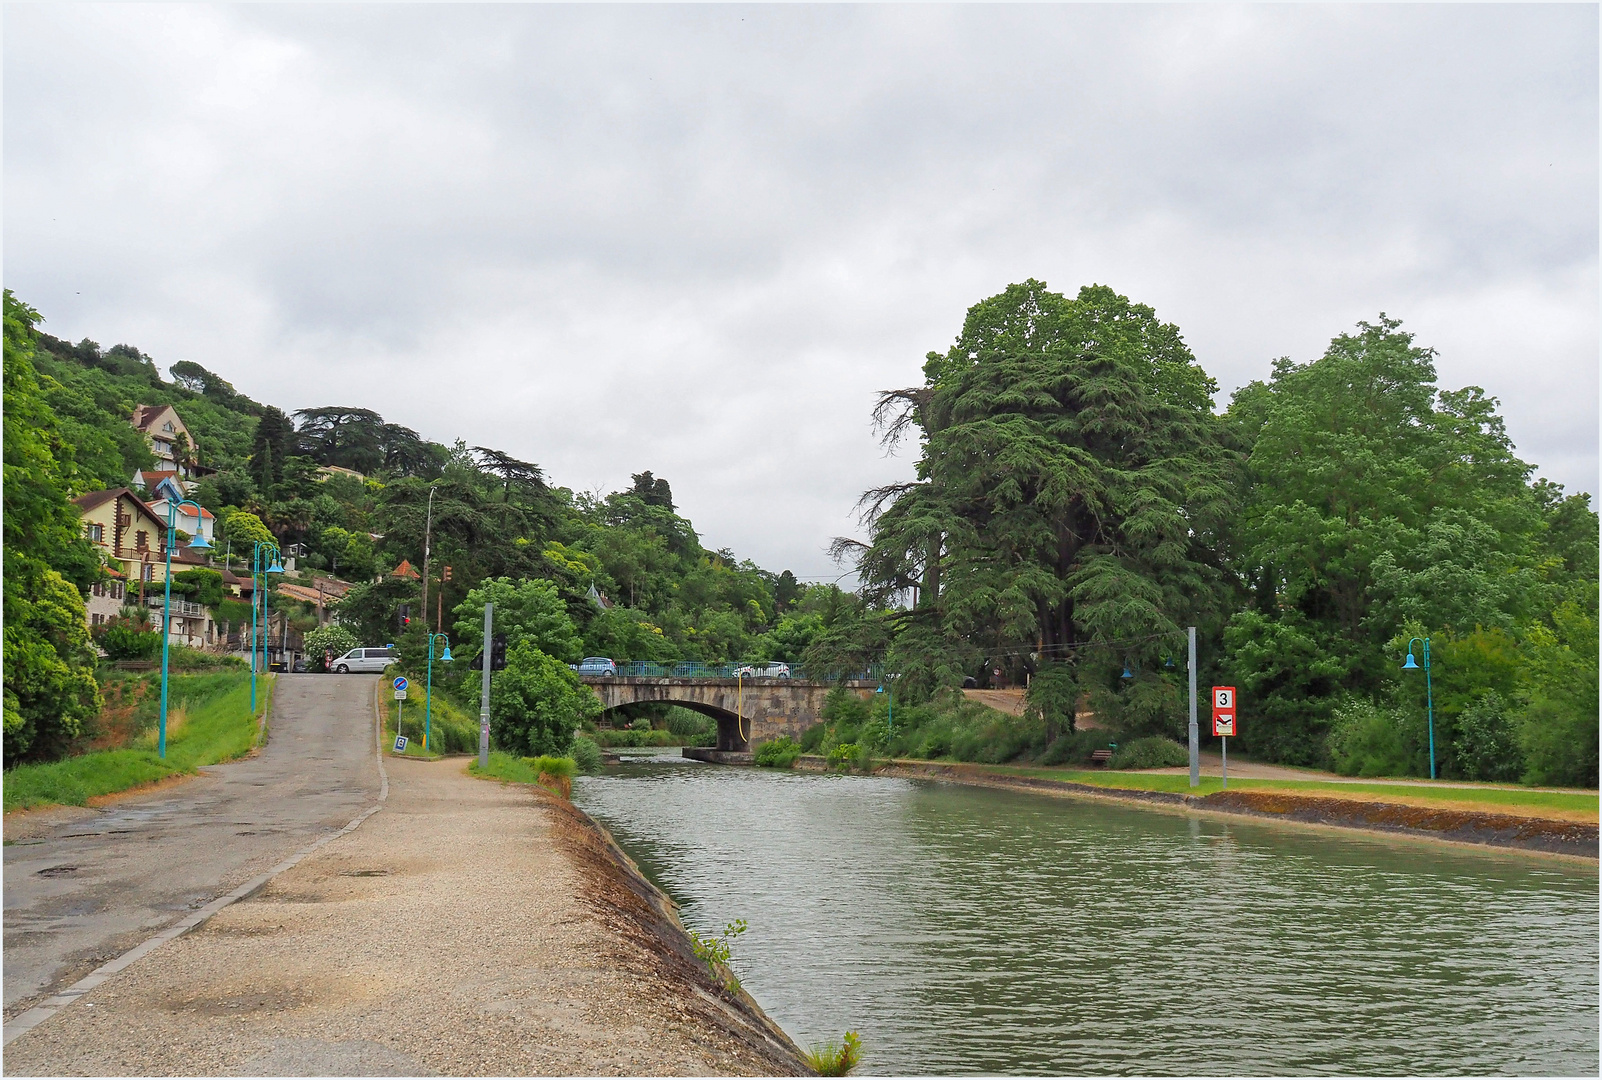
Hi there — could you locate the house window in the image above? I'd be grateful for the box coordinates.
[162,421,174,433]
[136,530,149,551]
[142,564,154,582]
[85,522,104,543]
[91,613,102,627]
[111,581,125,600]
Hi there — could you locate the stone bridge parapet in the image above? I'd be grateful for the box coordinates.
[580,676,875,751]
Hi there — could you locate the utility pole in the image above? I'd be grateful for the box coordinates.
[1187,626,1199,788]
[478,602,493,769]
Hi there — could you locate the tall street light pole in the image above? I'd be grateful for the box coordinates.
[420,485,436,638]
[1403,636,1436,780]
[250,540,284,714]
[157,500,211,757]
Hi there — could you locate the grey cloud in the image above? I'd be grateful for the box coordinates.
[5,3,1595,576]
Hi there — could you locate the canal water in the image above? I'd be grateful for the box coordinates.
[572,753,1599,1076]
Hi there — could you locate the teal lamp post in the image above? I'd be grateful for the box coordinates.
[876,681,893,739]
[157,501,211,757]
[249,541,284,713]
[424,632,453,752]
[1403,636,1435,780]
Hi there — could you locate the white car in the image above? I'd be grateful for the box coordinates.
[737,662,791,679]
[330,646,395,674]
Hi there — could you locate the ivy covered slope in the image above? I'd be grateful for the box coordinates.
[838,281,1597,786]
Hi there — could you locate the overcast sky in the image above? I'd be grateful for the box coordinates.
[5,3,1596,579]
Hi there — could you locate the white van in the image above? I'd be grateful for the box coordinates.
[330,647,395,674]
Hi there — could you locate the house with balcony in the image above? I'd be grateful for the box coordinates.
[73,487,218,648]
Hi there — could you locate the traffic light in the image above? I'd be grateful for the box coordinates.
[398,604,411,630]
[490,634,508,671]
[442,565,452,582]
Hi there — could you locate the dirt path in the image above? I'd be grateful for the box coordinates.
[2,751,807,1076]
[3,674,379,1021]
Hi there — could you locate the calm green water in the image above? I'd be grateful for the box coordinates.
[572,754,1599,1076]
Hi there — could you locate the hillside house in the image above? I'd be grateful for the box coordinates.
[130,404,212,490]
[73,487,218,648]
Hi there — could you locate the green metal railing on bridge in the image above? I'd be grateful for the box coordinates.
[582,660,883,682]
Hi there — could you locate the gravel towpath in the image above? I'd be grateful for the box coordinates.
[3,742,808,1075]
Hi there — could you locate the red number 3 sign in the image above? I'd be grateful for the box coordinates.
[1212,686,1236,737]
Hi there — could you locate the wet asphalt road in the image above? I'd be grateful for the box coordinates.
[3,674,380,1020]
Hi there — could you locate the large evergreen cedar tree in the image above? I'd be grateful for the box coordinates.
[853,281,1235,698]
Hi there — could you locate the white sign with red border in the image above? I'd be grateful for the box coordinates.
[1212,686,1236,737]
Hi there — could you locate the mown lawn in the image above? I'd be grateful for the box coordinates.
[4,672,274,813]
[970,763,1600,818]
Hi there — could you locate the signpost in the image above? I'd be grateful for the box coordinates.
[1187,627,1199,788]
[1212,685,1236,788]
[393,676,409,744]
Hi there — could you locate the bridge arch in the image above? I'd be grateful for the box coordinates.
[581,677,874,752]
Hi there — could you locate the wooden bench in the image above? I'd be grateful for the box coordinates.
[1090,749,1114,767]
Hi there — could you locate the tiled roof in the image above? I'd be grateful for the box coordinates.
[389,559,421,580]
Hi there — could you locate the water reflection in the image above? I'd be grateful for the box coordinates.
[574,753,1598,1075]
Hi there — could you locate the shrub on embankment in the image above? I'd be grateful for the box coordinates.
[3,671,271,812]
[753,736,800,768]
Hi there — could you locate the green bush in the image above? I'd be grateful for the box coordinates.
[490,642,600,757]
[821,686,871,725]
[1326,698,1422,777]
[571,735,604,774]
[1452,691,1523,782]
[1519,696,1600,788]
[303,624,359,673]
[1108,735,1189,770]
[754,735,800,768]
[94,613,161,661]
[1040,728,1113,766]
[799,723,826,753]
[827,743,863,771]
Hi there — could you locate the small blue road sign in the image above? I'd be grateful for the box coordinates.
[393,676,409,691]
[393,735,408,753]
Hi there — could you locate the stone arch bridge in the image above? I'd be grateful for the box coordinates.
[580,676,876,751]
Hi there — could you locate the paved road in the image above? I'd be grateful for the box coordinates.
[3,674,380,1020]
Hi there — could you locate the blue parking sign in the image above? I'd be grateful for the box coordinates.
[393,735,408,753]
[393,676,409,691]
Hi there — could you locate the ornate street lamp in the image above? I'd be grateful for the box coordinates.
[1403,636,1436,780]
[250,540,284,713]
[425,632,453,752]
[157,500,211,757]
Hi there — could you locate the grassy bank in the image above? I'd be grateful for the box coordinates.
[468,751,549,785]
[919,762,1600,820]
[385,689,481,757]
[4,672,274,813]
